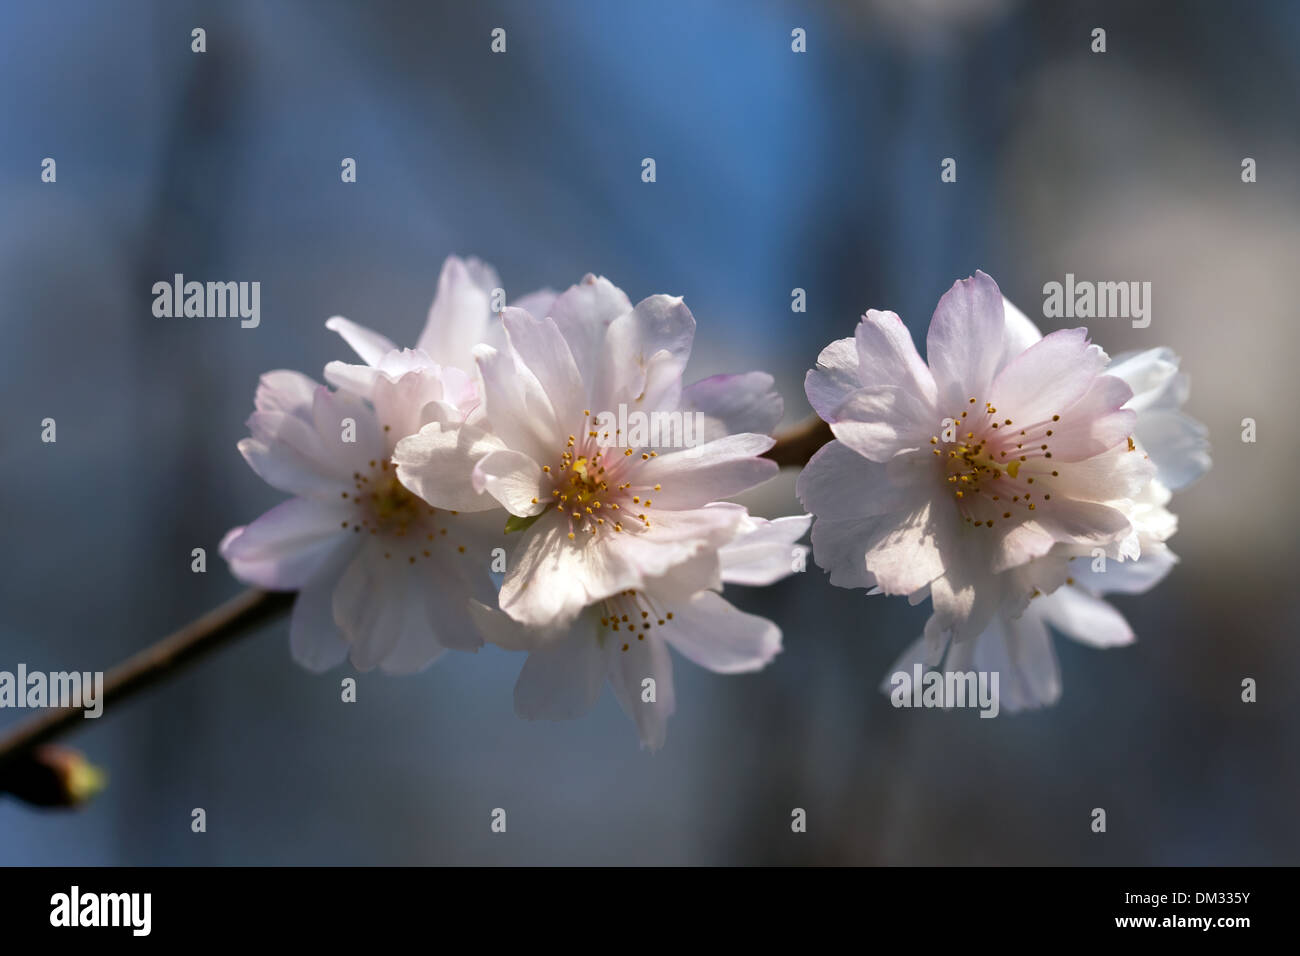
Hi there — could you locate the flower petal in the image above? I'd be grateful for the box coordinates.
[220,498,353,589]
[416,255,498,371]
[324,316,396,367]
[854,309,938,406]
[679,372,783,440]
[631,432,777,508]
[606,632,675,751]
[719,514,811,586]
[1038,586,1134,648]
[392,421,509,512]
[513,622,607,721]
[660,591,781,674]
[925,271,1007,407]
[805,337,861,422]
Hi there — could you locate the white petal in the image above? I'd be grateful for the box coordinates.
[925,271,1007,407]
[391,421,508,512]
[220,498,352,589]
[679,372,783,440]
[854,309,938,405]
[546,274,634,385]
[826,385,935,461]
[1038,586,1134,648]
[595,294,695,413]
[632,432,777,509]
[805,337,861,422]
[288,547,355,672]
[416,255,496,371]
[513,622,607,721]
[795,439,912,520]
[471,448,545,515]
[500,308,586,430]
[606,632,675,751]
[988,328,1112,426]
[324,316,396,367]
[660,591,781,674]
[719,514,811,586]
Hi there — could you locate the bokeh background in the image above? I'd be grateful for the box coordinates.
[2,0,1296,864]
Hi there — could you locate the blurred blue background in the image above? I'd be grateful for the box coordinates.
[2,0,1297,864]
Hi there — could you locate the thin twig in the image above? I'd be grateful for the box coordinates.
[0,417,830,807]
[0,589,293,803]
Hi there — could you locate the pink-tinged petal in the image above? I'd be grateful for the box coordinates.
[497,510,641,627]
[809,516,881,591]
[288,547,355,672]
[1047,441,1155,503]
[416,255,498,371]
[988,328,1111,426]
[996,295,1043,373]
[796,440,912,520]
[925,271,1007,406]
[854,309,938,406]
[679,372,783,442]
[826,385,935,462]
[1044,375,1136,462]
[369,367,448,448]
[510,287,559,321]
[237,436,342,500]
[324,316,396,367]
[473,343,558,463]
[379,560,484,674]
[1134,407,1211,491]
[500,308,586,430]
[1038,587,1134,648]
[805,337,861,422]
[631,432,777,508]
[660,591,781,674]
[471,448,545,515]
[309,385,386,475]
[322,360,383,398]
[468,600,566,652]
[332,541,406,670]
[719,514,811,586]
[392,421,510,512]
[1106,347,1180,410]
[1066,547,1177,597]
[861,499,950,596]
[513,622,606,721]
[596,294,696,413]
[499,505,742,627]
[220,498,353,590]
[953,609,1061,712]
[254,370,319,417]
[1007,498,1134,563]
[545,274,633,385]
[606,632,675,751]
[643,545,725,602]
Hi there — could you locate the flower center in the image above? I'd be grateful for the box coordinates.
[540,411,663,541]
[929,398,1065,529]
[340,458,468,561]
[595,590,674,652]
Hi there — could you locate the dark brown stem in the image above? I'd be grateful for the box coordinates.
[0,589,293,804]
[0,418,830,807]
[763,416,833,468]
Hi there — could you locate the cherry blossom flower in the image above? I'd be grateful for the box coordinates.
[220,364,500,674]
[469,510,811,749]
[321,254,556,409]
[884,343,1210,710]
[798,271,1159,648]
[392,275,783,629]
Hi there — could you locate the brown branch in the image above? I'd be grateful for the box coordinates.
[0,417,830,808]
[0,589,292,806]
[763,416,832,468]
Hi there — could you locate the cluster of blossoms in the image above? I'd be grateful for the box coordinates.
[798,271,1210,709]
[221,256,808,748]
